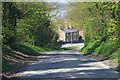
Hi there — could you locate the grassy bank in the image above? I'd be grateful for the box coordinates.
[80,39,119,65]
[2,43,78,75]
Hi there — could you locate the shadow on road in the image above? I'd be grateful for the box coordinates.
[10,50,118,78]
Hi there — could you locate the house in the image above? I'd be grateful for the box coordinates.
[58,24,79,42]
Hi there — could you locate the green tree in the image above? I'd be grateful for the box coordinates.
[2,2,59,47]
[2,2,23,44]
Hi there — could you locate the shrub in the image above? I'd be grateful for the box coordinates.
[99,40,117,58]
[80,40,101,54]
[10,43,45,55]
[10,42,77,56]
[110,50,118,59]
[92,41,105,55]
[110,48,120,64]
[2,44,12,54]
[93,40,118,58]
[2,62,14,72]
[61,46,79,50]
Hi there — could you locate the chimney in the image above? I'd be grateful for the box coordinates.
[66,24,68,29]
[69,24,72,29]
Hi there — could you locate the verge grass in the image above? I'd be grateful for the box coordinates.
[80,39,119,63]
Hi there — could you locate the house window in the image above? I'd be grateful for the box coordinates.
[71,33,72,36]
[67,33,69,36]
[74,37,76,41]
[71,37,72,41]
[74,32,76,35]
[67,38,69,42]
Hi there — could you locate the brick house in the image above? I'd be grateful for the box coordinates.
[58,24,79,42]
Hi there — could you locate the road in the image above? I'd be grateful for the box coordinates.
[61,43,84,49]
[13,43,118,78]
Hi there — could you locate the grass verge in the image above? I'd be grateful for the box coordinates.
[80,40,119,64]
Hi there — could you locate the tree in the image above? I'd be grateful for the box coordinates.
[65,2,120,45]
[2,2,59,47]
[2,2,23,44]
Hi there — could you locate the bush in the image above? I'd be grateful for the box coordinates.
[61,46,79,50]
[92,41,105,55]
[110,50,118,59]
[10,43,52,55]
[100,35,108,42]
[93,40,118,58]
[80,40,101,54]
[110,48,120,64]
[44,42,60,49]
[2,44,12,54]
[10,42,78,56]
[2,62,14,72]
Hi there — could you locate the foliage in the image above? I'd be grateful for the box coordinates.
[60,46,79,50]
[2,44,12,54]
[80,40,101,54]
[92,41,105,55]
[2,2,23,44]
[2,62,14,72]
[66,2,119,41]
[9,42,78,56]
[93,40,118,58]
[2,2,58,47]
[110,50,119,62]
[10,43,55,55]
[67,2,120,63]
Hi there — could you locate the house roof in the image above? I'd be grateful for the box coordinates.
[61,28,78,33]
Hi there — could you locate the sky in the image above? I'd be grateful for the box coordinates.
[50,2,67,22]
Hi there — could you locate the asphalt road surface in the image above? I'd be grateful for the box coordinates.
[61,43,84,49]
[13,43,118,78]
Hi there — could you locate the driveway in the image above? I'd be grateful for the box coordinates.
[12,43,118,78]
